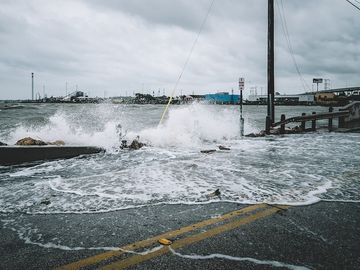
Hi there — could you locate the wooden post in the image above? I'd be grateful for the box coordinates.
[328,107,333,132]
[311,112,316,131]
[338,116,345,128]
[301,113,306,131]
[266,116,271,135]
[280,114,286,134]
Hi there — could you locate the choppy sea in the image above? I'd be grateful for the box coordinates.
[0,102,359,215]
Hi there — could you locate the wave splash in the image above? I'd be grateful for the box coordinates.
[131,104,254,148]
[5,104,254,150]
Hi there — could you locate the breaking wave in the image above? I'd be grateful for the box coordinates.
[4,103,256,150]
[0,103,359,214]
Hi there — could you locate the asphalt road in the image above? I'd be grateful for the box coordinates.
[0,201,359,270]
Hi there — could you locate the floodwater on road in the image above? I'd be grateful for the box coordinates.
[0,103,359,253]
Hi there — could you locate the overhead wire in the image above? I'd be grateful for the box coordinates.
[159,0,215,125]
[276,0,311,92]
[345,0,360,11]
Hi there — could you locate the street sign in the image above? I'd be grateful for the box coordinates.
[239,78,245,91]
[313,78,323,83]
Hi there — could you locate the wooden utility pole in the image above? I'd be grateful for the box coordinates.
[267,0,275,131]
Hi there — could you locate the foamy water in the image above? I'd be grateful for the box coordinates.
[0,103,359,215]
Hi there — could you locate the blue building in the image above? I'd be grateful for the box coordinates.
[205,92,241,104]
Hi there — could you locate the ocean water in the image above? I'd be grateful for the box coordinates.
[0,103,359,215]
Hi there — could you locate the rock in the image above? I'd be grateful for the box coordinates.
[218,145,230,151]
[0,141,7,146]
[129,139,145,150]
[200,149,216,154]
[47,140,65,145]
[120,140,128,149]
[16,137,47,146]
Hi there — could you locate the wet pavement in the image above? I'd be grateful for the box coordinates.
[0,201,359,270]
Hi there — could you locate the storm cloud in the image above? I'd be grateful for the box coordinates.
[0,0,359,99]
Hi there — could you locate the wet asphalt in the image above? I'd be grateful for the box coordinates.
[0,201,359,270]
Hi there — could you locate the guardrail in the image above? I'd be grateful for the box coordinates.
[266,101,360,134]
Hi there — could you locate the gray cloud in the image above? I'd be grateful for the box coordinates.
[86,0,208,31]
[0,0,359,99]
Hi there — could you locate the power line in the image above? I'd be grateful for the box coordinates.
[159,0,215,125]
[276,0,311,92]
[345,0,360,11]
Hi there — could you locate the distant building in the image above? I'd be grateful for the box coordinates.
[205,92,240,104]
[247,93,315,105]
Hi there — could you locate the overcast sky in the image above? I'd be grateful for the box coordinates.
[0,0,359,99]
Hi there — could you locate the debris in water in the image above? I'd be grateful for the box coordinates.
[16,137,47,146]
[218,145,230,151]
[40,198,51,205]
[207,189,221,198]
[200,149,216,154]
[245,131,266,137]
[158,238,172,245]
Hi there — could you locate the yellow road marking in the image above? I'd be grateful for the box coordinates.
[56,204,267,270]
[100,206,289,270]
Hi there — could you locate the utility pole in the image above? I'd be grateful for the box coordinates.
[31,72,34,100]
[266,0,275,133]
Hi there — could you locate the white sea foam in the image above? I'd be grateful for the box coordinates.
[7,113,121,150]
[129,104,256,148]
[0,104,359,214]
[169,247,311,270]
[5,103,256,151]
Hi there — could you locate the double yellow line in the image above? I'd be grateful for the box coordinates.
[56,203,288,270]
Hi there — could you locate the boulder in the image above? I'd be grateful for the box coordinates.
[120,140,128,149]
[129,139,145,150]
[16,137,47,146]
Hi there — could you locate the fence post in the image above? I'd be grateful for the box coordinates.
[266,116,271,135]
[312,112,316,131]
[301,113,306,131]
[280,114,286,134]
[328,107,333,132]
